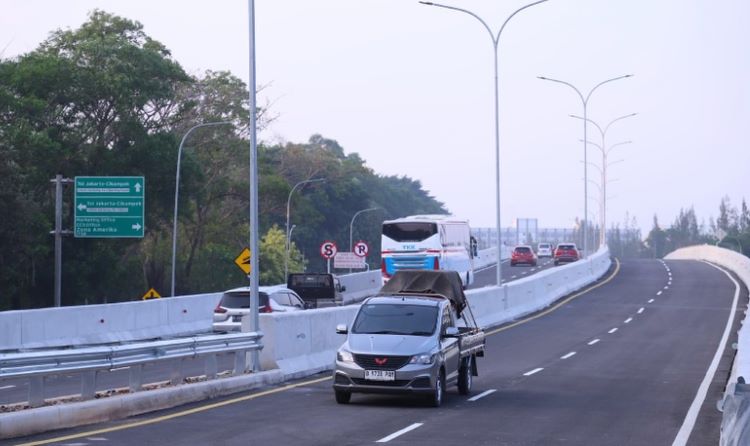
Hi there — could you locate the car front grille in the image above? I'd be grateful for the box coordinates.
[350,378,412,387]
[354,354,411,370]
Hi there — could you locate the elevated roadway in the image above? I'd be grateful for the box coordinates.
[12,258,743,445]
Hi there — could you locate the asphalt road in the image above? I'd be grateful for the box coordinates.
[0,260,548,406]
[9,258,743,446]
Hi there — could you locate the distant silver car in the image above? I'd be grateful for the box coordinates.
[537,243,553,258]
[212,286,307,332]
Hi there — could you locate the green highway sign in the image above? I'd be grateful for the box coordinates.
[74,176,145,238]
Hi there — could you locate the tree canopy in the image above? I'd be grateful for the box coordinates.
[0,11,447,310]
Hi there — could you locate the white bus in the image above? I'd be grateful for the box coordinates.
[381,215,477,287]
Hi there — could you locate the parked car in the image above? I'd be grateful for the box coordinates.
[213,286,308,332]
[510,245,537,267]
[536,242,553,258]
[553,243,580,266]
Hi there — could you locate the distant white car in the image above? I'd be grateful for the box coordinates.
[537,243,553,258]
[213,286,308,332]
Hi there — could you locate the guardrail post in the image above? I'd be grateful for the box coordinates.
[81,370,97,400]
[129,365,143,392]
[170,358,185,386]
[29,376,45,408]
[234,350,247,375]
[205,354,218,380]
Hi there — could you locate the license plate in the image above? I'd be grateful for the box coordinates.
[232,315,242,322]
[364,370,395,381]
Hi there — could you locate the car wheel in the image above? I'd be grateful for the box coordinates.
[458,356,473,395]
[430,369,445,407]
[554,260,559,266]
[334,389,351,404]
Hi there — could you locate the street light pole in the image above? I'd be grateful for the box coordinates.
[349,207,380,273]
[571,112,636,246]
[284,178,325,279]
[420,0,549,286]
[537,74,633,257]
[171,121,233,297]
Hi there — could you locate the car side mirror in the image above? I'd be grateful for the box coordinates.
[443,326,459,337]
[336,324,348,335]
[340,285,347,292]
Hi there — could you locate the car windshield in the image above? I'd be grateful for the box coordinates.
[220,291,269,309]
[515,247,532,254]
[352,303,438,336]
[558,245,575,250]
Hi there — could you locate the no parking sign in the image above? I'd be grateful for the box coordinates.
[353,240,369,258]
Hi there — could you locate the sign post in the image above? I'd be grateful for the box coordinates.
[74,176,145,238]
[320,241,338,274]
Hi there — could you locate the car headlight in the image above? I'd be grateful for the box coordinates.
[337,349,354,363]
[409,353,434,365]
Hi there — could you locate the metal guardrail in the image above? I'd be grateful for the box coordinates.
[0,331,263,408]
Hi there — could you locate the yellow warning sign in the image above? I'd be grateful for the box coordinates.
[234,247,251,275]
[142,288,161,300]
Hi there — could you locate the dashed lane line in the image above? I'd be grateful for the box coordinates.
[561,352,576,359]
[608,328,618,334]
[588,339,600,346]
[468,389,497,402]
[523,368,544,376]
[487,258,621,336]
[376,423,424,443]
[624,318,633,324]
[648,299,655,303]
[657,291,663,296]
[637,307,644,314]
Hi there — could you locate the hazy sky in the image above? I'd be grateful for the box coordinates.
[3,0,749,233]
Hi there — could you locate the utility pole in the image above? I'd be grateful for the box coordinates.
[50,175,73,307]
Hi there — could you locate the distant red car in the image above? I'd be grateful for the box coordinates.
[554,243,580,266]
[510,245,537,267]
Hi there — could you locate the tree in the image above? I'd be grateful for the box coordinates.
[259,225,306,285]
[645,215,667,258]
[0,10,191,307]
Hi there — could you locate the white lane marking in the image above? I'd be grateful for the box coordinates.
[588,339,600,345]
[561,352,576,359]
[664,286,669,290]
[637,307,645,314]
[672,262,740,446]
[624,318,633,324]
[608,328,618,334]
[648,299,655,303]
[657,291,663,296]
[376,423,424,443]
[110,366,130,372]
[511,275,517,279]
[60,443,88,446]
[468,389,497,401]
[0,385,16,390]
[523,368,544,376]
[87,438,109,442]
[521,271,528,275]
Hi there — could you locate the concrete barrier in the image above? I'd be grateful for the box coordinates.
[467,247,611,329]
[338,270,382,304]
[0,292,220,351]
[665,245,750,446]
[0,272,383,352]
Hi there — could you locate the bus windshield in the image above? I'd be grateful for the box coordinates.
[382,222,437,242]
